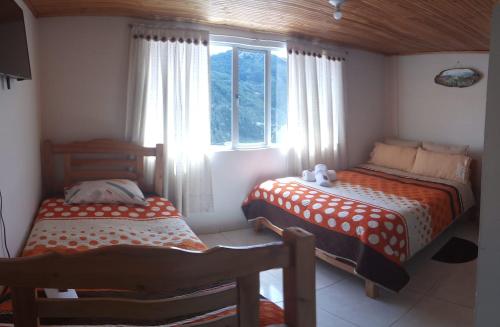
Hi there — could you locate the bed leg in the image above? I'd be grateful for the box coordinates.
[253,218,264,232]
[12,287,39,327]
[283,228,316,327]
[365,280,379,298]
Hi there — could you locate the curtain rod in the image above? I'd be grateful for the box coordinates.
[128,23,349,57]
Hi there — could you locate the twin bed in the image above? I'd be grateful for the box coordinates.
[0,139,316,327]
[243,149,475,298]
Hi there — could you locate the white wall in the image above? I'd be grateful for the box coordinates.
[191,148,288,233]
[346,49,386,167]
[386,53,489,194]
[39,17,387,233]
[0,0,41,256]
[475,5,500,326]
[40,17,130,142]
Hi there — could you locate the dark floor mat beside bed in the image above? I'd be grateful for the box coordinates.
[432,237,478,263]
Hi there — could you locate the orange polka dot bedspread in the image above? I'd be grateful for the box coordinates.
[0,196,285,326]
[242,164,475,292]
[23,196,207,256]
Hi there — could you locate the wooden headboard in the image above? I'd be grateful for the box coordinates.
[41,139,163,197]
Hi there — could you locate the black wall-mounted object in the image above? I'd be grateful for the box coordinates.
[0,0,32,82]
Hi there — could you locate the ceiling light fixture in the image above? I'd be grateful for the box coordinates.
[329,0,346,20]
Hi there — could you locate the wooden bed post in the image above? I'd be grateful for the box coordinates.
[365,280,379,298]
[136,154,145,191]
[253,217,264,232]
[237,273,260,327]
[11,287,39,327]
[282,227,316,327]
[41,140,53,197]
[63,154,72,187]
[154,144,164,196]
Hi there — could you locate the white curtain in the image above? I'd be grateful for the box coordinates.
[286,46,347,175]
[126,25,214,214]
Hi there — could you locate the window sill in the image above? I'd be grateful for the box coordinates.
[209,144,285,153]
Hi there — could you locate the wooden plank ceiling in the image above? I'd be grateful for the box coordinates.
[25,0,496,54]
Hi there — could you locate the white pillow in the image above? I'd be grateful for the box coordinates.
[410,148,471,184]
[384,138,421,148]
[65,179,147,206]
[422,141,469,155]
[369,142,417,172]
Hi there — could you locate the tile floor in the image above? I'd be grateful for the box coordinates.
[198,217,478,327]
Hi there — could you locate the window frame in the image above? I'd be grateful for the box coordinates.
[209,35,287,150]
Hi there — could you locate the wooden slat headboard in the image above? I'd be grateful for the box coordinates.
[41,139,163,197]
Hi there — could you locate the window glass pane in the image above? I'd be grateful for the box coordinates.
[238,49,265,144]
[210,45,233,145]
[271,48,288,144]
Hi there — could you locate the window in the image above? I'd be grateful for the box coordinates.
[210,39,287,148]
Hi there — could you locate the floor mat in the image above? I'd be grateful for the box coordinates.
[432,237,478,263]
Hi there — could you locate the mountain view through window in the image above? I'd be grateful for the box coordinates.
[210,45,288,146]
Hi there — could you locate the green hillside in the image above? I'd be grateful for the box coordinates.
[210,50,287,145]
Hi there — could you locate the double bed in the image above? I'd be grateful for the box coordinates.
[243,162,475,297]
[0,139,316,327]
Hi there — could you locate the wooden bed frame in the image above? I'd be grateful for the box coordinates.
[0,139,317,326]
[0,227,316,327]
[253,203,478,299]
[254,217,379,298]
[41,139,164,196]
